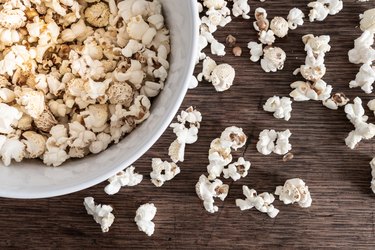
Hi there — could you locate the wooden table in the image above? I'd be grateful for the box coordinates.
[0,1,374,249]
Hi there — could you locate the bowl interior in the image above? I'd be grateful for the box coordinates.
[0,0,198,199]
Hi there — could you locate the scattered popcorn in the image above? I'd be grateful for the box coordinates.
[195,174,229,213]
[349,63,375,94]
[104,166,143,195]
[0,103,22,134]
[256,129,277,155]
[220,126,247,150]
[211,64,236,92]
[344,97,375,149]
[370,158,375,193]
[263,96,293,121]
[223,157,251,181]
[236,186,279,218]
[348,31,375,65]
[270,17,289,38]
[83,197,115,233]
[259,30,276,45]
[135,203,157,236]
[308,0,343,22]
[323,93,350,110]
[207,138,232,179]
[368,99,375,116]
[275,178,312,208]
[274,129,292,155]
[360,8,375,33]
[287,8,305,30]
[150,158,180,187]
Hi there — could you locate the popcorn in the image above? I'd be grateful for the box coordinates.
[360,8,375,33]
[257,129,292,155]
[195,174,229,213]
[84,2,110,28]
[0,103,22,134]
[135,203,157,236]
[0,137,25,166]
[259,30,275,45]
[236,186,279,218]
[370,158,375,193]
[348,31,375,65]
[150,158,180,187]
[247,42,263,62]
[349,63,375,94]
[308,0,343,22]
[256,129,277,155]
[368,99,375,116]
[287,8,305,30]
[219,126,247,150]
[270,17,289,38]
[263,96,293,121]
[21,131,46,159]
[104,166,143,195]
[344,97,375,149]
[323,93,349,110]
[223,157,251,181]
[260,46,286,73]
[207,138,232,180]
[275,178,312,208]
[83,197,115,233]
[231,0,250,19]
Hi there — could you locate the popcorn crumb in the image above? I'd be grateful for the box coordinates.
[104,166,143,195]
[226,35,237,47]
[275,178,312,208]
[135,203,157,236]
[236,185,279,218]
[195,174,229,213]
[233,46,242,57]
[83,197,115,233]
[283,152,294,162]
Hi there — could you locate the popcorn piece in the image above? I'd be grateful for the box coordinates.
[270,17,289,38]
[263,96,293,121]
[236,186,279,218]
[0,103,22,134]
[290,80,332,102]
[207,138,232,179]
[247,42,263,62]
[308,0,343,22]
[275,178,312,208]
[323,93,349,110]
[85,2,110,27]
[135,203,157,236]
[223,157,251,181]
[232,0,250,19]
[0,137,25,166]
[210,64,235,92]
[104,166,143,195]
[177,106,202,128]
[150,158,180,187]
[259,30,275,45]
[256,129,277,155]
[89,132,112,154]
[344,97,375,149]
[220,126,247,150]
[83,197,115,233]
[170,123,198,145]
[195,174,229,213]
[168,139,185,163]
[360,8,375,33]
[370,158,375,193]
[21,131,46,159]
[349,63,375,94]
[368,99,375,116]
[261,46,286,73]
[274,129,292,155]
[348,31,375,65]
[16,89,45,119]
[253,7,269,32]
[287,8,305,30]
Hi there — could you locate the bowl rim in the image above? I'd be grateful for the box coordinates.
[2,0,199,199]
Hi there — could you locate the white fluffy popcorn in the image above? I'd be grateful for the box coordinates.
[368,99,375,116]
[348,31,375,65]
[231,0,250,19]
[220,126,247,150]
[104,166,143,195]
[247,42,263,62]
[150,158,180,187]
[259,30,276,45]
[207,138,232,180]
[370,158,375,193]
[349,63,375,94]
[344,97,375,149]
[135,203,157,237]
[261,46,286,73]
[83,197,115,233]
[360,8,375,33]
[308,0,343,22]
[195,174,229,213]
[263,96,293,121]
[275,178,312,208]
[287,8,305,30]
[274,129,292,155]
[256,129,277,155]
[0,103,22,134]
[223,157,251,181]
[323,93,349,110]
[236,186,279,218]
[290,80,332,102]
[270,17,289,38]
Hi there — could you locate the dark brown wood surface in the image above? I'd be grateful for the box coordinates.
[0,1,375,249]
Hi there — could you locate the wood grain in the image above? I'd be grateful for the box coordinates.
[0,0,374,249]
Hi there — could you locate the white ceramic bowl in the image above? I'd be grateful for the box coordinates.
[0,0,198,199]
